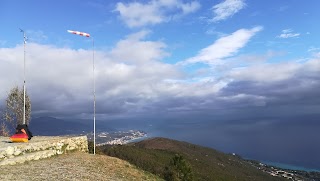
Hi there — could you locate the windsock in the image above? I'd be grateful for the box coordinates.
[67,30,90,37]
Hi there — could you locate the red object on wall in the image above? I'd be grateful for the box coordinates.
[10,133,29,142]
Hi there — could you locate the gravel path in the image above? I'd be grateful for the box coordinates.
[0,152,162,181]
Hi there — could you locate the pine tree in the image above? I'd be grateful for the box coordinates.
[165,154,194,181]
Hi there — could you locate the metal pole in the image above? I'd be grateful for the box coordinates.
[92,37,96,155]
[67,30,95,155]
[20,29,26,125]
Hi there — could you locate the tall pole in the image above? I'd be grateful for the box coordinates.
[20,29,26,125]
[92,37,96,155]
[67,30,95,155]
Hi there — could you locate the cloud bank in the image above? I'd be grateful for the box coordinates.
[0,29,319,122]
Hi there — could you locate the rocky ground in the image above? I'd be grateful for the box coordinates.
[0,152,162,181]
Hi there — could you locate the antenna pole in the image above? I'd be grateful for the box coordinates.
[93,37,96,155]
[20,29,26,125]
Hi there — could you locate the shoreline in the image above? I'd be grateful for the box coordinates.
[261,160,320,172]
[95,130,147,146]
[243,156,320,173]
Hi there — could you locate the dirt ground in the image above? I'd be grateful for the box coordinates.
[0,152,162,181]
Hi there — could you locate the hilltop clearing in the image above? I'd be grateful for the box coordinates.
[0,152,162,181]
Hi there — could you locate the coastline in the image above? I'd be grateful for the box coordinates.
[95,130,147,146]
[125,134,148,144]
[261,160,320,172]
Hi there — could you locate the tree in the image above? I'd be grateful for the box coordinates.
[165,154,194,181]
[0,122,10,136]
[0,86,31,135]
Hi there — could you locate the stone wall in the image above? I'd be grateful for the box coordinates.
[0,136,88,166]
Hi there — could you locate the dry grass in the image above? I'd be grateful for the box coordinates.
[0,152,163,181]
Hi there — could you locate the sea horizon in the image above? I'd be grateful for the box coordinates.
[109,118,320,172]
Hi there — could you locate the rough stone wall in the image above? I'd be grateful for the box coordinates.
[0,136,88,166]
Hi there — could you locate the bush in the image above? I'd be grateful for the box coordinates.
[165,154,194,181]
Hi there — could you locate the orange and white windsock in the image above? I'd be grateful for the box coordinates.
[67,30,90,37]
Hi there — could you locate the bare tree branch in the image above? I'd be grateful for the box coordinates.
[1,86,31,135]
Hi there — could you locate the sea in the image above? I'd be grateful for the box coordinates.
[101,116,320,172]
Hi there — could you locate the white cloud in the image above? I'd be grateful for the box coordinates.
[278,33,300,38]
[114,0,200,27]
[305,58,320,72]
[278,29,300,38]
[179,1,201,15]
[110,30,169,64]
[181,26,263,65]
[211,0,246,22]
[307,47,320,52]
[307,47,320,58]
[229,62,301,82]
[282,29,292,34]
[115,2,163,27]
[228,58,320,83]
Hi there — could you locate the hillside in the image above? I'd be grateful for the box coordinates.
[98,137,285,181]
[0,152,162,181]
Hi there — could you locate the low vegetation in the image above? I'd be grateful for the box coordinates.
[97,137,285,181]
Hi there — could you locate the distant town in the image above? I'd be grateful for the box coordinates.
[86,130,147,145]
[247,160,320,181]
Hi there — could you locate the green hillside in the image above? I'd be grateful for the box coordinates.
[97,137,285,181]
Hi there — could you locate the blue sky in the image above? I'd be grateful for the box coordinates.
[1,0,320,169]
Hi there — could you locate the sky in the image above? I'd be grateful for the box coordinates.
[1,0,320,168]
